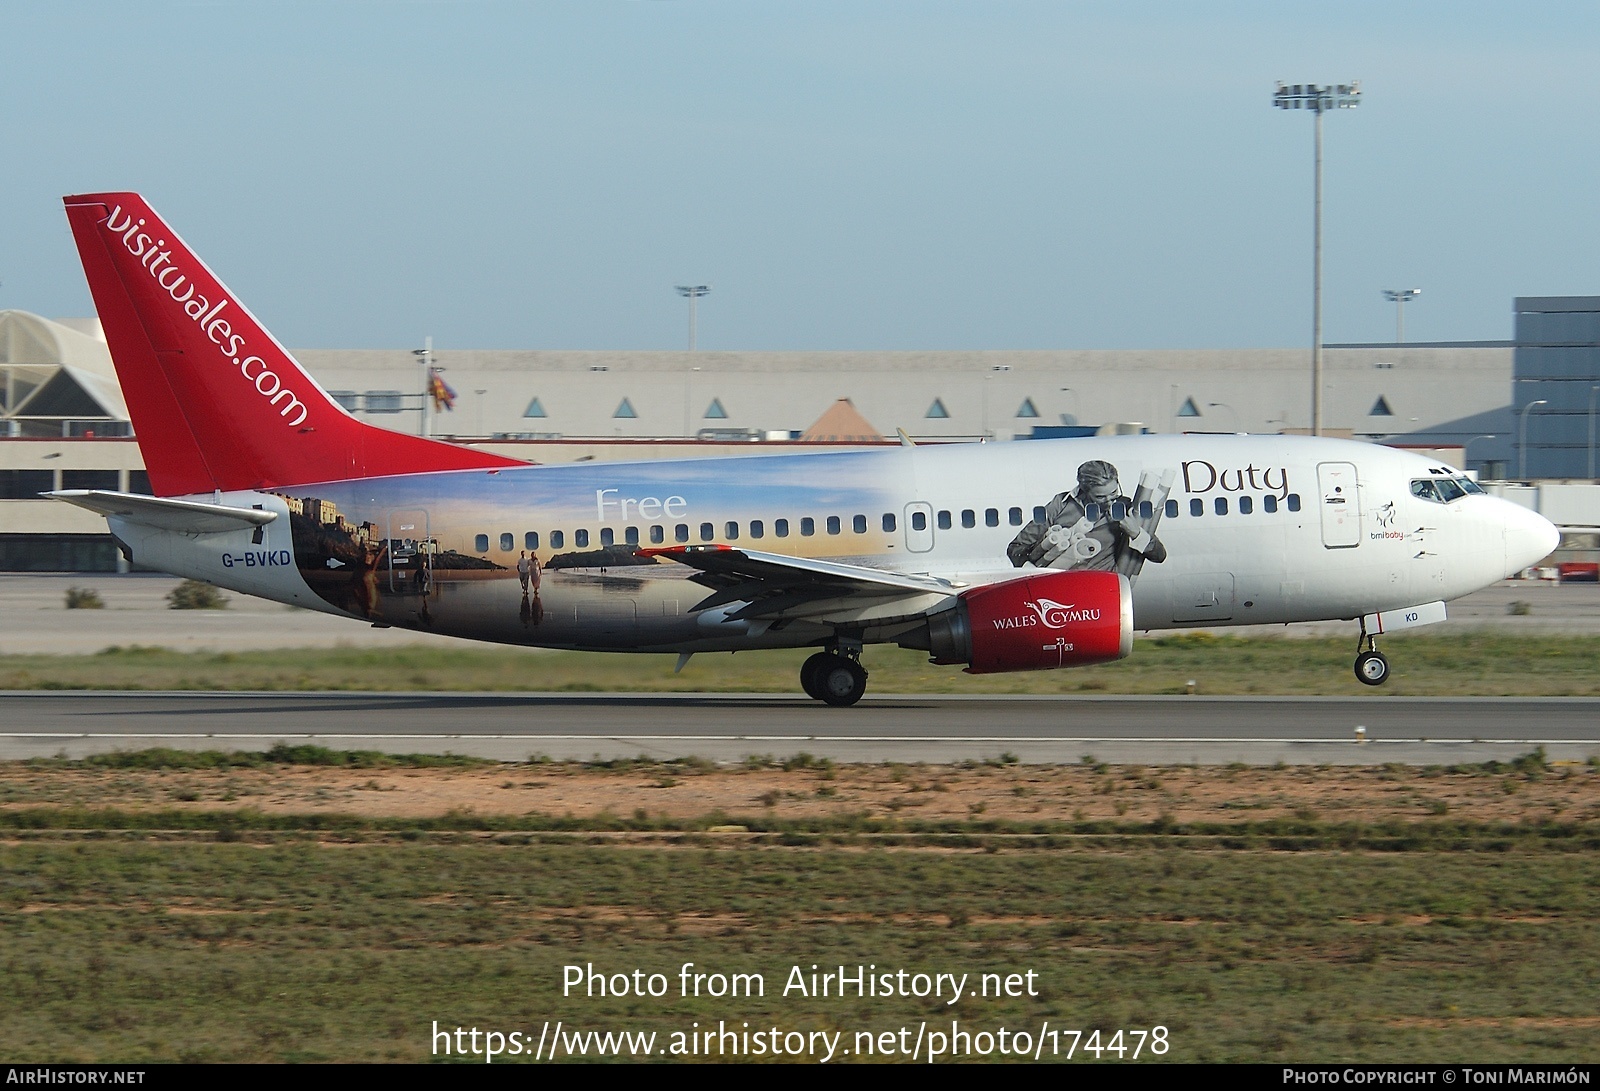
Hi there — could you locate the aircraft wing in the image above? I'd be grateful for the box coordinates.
[48,490,278,536]
[638,544,961,623]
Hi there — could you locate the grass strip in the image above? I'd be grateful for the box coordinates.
[3,841,1597,1062]
[0,632,1597,695]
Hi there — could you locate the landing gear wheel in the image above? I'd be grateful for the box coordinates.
[1354,650,1390,687]
[818,657,868,708]
[799,652,832,701]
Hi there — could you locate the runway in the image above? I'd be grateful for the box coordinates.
[1,692,1596,765]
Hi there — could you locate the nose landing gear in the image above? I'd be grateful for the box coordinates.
[1353,625,1390,687]
[800,647,869,707]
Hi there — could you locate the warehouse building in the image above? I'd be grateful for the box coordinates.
[2,300,1595,571]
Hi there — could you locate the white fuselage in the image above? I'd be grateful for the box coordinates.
[107,434,1558,654]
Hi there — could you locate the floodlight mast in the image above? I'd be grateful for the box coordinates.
[675,285,712,351]
[1382,288,1421,343]
[1274,81,1361,436]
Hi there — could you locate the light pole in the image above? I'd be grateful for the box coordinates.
[1382,288,1421,343]
[682,366,701,437]
[1463,434,1497,476]
[412,336,433,437]
[1208,402,1240,433]
[675,285,711,351]
[1518,399,1548,480]
[1275,81,1361,436]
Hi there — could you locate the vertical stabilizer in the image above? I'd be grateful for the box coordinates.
[63,192,522,496]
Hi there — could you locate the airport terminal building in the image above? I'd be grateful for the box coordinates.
[2,299,1596,571]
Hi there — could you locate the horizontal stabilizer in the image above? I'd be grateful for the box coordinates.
[48,490,277,536]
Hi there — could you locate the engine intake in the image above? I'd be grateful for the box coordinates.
[920,570,1133,674]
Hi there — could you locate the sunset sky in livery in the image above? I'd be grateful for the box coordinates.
[281,450,905,563]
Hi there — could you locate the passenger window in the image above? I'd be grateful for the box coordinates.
[1110,501,1126,521]
[674,524,689,543]
[938,510,952,530]
[750,520,764,539]
[985,508,999,527]
[1033,506,1047,523]
[550,530,565,549]
[961,509,975,529]
[624,527,639,546]
[524,531,539,550]
[699,522,714,542]
[1287,494,1301,512]
[1165,499,1178,518]
[1009,507,1023,526]
[775,518,790,537]
[725,521,740,540]
[1085,503,1101,521]
[826,516,841,535]
[575,529,590,548]
[1263,495,1278,513]
[499,532,513,551]
[1214,497,1228,516]
[600,527,615,547]
[1138,501,1153,520]
[475,533,489,552]
[911,511,927,532]
[1239,496,1253,515]
[1190,498,1204,517]
[882,513,897,532]
[649,525,664,544]
[853,514,867,534]
[801,517,815,536]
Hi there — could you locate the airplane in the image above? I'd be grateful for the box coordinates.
[50,192,1560,706]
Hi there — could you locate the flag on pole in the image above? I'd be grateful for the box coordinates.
[427,368,457,412]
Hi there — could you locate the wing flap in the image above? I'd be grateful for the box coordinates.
[641,544,959,622]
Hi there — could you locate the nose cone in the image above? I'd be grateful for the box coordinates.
[1503,502,1561,577]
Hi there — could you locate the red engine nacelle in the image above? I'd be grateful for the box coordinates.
[923,570,1133,674]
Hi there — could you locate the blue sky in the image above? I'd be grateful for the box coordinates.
[6,1,1599,351]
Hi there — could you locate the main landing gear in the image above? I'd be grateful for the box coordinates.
[1353,625,1390,687]
[800,648,869,707]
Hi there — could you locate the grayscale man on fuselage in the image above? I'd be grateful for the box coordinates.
[1006,459,1168,576]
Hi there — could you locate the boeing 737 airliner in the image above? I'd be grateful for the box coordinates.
[51,193,1559,705]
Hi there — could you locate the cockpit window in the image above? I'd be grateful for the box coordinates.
[1410,479,1442,503]
[1412,477,1478,503]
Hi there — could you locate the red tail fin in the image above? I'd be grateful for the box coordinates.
[63,192,522,496]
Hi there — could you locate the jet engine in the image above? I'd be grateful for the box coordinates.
[913,569,1133,674]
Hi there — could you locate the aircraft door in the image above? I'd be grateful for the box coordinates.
[1317,462,1361,549]
[904,502,935,553]
[386,509,432,593]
